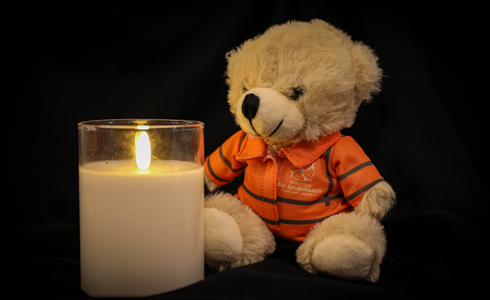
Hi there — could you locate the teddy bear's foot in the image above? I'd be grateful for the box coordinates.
[296,212,386,282]
[311,234,374,281]
[204,207,243,265]
[204,192,276,271]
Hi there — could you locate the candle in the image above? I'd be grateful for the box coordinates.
[78,119,204,297]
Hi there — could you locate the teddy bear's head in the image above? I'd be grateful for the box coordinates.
[225,19,382,149]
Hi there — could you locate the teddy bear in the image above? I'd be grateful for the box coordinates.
[203,19,395,282]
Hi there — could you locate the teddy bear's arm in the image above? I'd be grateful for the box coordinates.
[332,136,395,219]
[204,131,247,192]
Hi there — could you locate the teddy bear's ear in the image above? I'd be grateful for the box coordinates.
[310,19,382,102]
[350,42,382,103]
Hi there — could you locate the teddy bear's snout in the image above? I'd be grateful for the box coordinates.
[236,87,305,142]
[242,93,260,121]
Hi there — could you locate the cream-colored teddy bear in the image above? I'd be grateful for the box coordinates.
[204,19,395,282]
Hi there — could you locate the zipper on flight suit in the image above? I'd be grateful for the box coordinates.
[265,150,280,228]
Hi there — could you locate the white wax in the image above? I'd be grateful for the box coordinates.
[79,160,204,297]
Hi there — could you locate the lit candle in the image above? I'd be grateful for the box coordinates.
[78,119,204,297]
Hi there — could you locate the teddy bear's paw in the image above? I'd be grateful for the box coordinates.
[296,212,385,282]
[204,207,243,269]
[355,181,396,219]
[204,192,276,271]
[310,234,375,281]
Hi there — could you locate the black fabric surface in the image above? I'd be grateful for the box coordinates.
[4,2,489,299]
[3,213,489,299]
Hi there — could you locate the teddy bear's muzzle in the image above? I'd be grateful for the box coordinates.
[237,88,304,143]
[241,91,282,138]
[243,93,283,137]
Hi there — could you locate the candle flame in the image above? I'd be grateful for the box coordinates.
[135,131,151,169]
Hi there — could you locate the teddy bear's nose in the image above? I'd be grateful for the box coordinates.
[242,93,260,121]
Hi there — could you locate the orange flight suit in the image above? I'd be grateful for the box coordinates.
[205,130,384,242]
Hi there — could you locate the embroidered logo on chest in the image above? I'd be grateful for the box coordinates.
[290,163,315,182]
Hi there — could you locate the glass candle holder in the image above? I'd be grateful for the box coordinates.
[78,119,204,297]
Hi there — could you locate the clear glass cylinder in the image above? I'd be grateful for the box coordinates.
[78,119,204,297]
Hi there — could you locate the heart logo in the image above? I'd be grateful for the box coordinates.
[290,163,315,182]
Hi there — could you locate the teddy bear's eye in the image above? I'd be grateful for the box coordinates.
[242,82,250,93]
[291,86,304,101]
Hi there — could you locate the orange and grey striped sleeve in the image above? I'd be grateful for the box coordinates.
[204,130,248,186]
[331,136,384,207]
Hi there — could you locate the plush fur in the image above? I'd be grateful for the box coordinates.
[204,19,395,282]
[355,181,396,219]
[296,212,386,282]
[204,192,276,270]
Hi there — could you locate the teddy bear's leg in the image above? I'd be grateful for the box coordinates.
[204,192,276,271]
[296,212,386,282]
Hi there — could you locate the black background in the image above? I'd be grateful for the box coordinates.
[4,1,489,299]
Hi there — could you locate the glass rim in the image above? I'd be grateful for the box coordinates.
[78,119,204,130]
